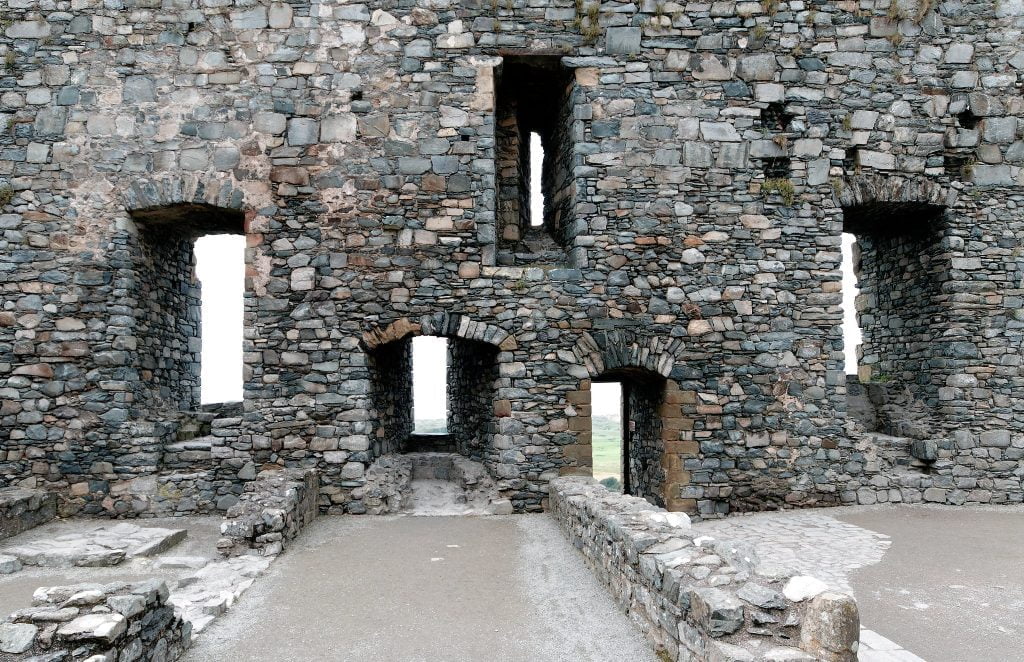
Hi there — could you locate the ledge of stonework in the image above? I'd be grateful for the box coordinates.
[548,477,859,662]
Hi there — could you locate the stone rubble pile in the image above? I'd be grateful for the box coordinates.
[549,478,859,662]
[355,452,516,515]
[0,580,190,661]
[0,488,56,542]
[217,468,318,556]
[0,523,186,571]
[353,453,413,515]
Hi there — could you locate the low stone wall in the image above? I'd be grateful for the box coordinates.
[217,468,317,556]
[549,478,859,662]
[0,487,56,541]
[0,580,190,660]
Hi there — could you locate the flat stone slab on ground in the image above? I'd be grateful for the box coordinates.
[0,523,187,569]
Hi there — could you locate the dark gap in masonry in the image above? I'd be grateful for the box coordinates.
[495,54,576,264]
[760,102,793,131]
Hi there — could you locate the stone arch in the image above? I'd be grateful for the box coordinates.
[361,312,515,352]
[362,312,511,463]
[833,173,948,210]
[120,174,250,223]
[114,176,250,415]
[570,329,684,379]
[569,330,689,511]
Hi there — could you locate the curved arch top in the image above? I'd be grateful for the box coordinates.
[833,174,949,209]
[361,312,516,351]
[120,174,249,215]
[571,329,684,379]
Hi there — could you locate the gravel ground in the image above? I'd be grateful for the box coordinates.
[837,504,1024,662]
[182,514,658,662]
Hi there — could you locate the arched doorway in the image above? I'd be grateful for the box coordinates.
[362,313,508,466]
[569,330,689,510]
[592,367,668,507]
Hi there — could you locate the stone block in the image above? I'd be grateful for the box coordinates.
[605,27,642,54]
[0,623,37,654]
[58,613,127,643]
[321,114,357,142]
[799,592,858,662]
[254,112,287,134]
[269,2,293,28]
[971,165,1013,186]
[691,587,744,636]
[287,118,319,146]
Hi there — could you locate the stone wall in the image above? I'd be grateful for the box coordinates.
[0,0,1021,517]
[218,468,318,556]
[447,337,499,461]
[0,487,56,541]
[549,478,859,661]
[368,336,414,460]
[133,229,200,413]
[0,580,190,661]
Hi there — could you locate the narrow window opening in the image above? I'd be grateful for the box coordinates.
[592,382,624,493]
[495,55,575,265]
[843,146,859,172]
[842,203,944,438]
[761,102,793,131]
[840,232,863,377]
[529,131,544,227]
[412,336,448,433]
[195,234,245,404]
[944,153,971,178]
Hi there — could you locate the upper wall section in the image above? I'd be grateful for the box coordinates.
[0,0,1020,266]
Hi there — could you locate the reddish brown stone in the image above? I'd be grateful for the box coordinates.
[13,363,54,378]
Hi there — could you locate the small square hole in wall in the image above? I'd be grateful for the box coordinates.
[843,147,859,172]
[762,156,791,179]
[956,110,979,130]
[761,102,793,131]
[351,90,363,101]
[944,154,971,178]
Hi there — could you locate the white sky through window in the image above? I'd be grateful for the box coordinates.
[194,234,245,404]
[530,132,543,226]
[413,336,448,426]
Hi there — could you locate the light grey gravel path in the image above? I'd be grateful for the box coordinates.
[694,504,1024,662]
[182,514,658,662]
[837,505,1024,662]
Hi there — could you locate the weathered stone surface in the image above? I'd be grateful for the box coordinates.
[0,623,37,654]
[57,613,127,642]
[0,0,1019,528]
[550,479,856,660]
[4,580,190,661]
[799,592,859,662]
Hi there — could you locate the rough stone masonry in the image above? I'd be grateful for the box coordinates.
[0,0,1022,518]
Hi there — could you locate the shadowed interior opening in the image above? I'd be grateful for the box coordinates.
[495,54,576,265]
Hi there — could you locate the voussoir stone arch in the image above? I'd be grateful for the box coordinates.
[833,174,949,209]
[570,330,684,379]
[360,312,516,351]
[120,174,249,219]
